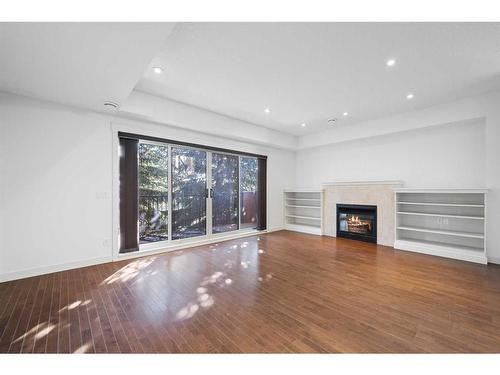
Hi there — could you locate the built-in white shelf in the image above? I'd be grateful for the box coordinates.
[286,198,321,202]
[284,189,323,235]
[397,201,484,208]
[396,211,484,220]
[286,214,321,220]
[394,188,487,264]
[286,205,321,209]
[397,226,484,239]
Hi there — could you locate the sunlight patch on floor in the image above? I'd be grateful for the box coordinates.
[176,302,199,321]
[200,271,224,286]
[102,257,155,285]
[58,298,92,313]
[13,321,57,345]
[13,323,44,343]
[34,323,56,340]
[73,342,92,353]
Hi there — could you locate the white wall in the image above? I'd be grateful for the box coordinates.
[296,119,486,188]
[0,92,295,281]
[0,95,113,280]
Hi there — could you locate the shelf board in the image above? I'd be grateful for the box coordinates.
[397,226,484,239]
[397,201,484,208]
[394,188,488,194]
[286,214,321,221]
[285,223,322,235]
[285,198,321,202]
[396,238,483,253]
[286,204,321,209]
[397,211,484,220]
[284,189,322,193]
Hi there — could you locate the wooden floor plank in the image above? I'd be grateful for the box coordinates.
[1,230,500,353]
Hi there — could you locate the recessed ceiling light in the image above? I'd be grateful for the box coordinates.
[152,67,164,74]
[386,59,396,67]
[301,123,306,127]
[264,108,271,114]
[343,112,349,117]
[406,93,415,100]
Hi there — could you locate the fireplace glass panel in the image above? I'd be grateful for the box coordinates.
[336,204,377,243]
[338,213,374,235]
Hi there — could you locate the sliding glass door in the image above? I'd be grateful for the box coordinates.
[126,136,265,253]
[211,153,239,234]
[171,147,207,240]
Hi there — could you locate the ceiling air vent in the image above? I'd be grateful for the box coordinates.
[103,101,120,110]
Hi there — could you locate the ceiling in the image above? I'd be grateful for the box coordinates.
[0,23,175,111]
[1,22,499,138]
[136,22,500,135]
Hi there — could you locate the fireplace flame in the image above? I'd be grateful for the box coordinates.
[347,215,372,233]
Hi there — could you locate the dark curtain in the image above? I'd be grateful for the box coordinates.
[256,158,267,230]
[119,137,139,253]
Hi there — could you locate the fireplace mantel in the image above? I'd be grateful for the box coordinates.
[323,180,403,187]
[322,181,403,246]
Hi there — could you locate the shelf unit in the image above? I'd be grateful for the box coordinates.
[394,189,487,264]
[284,189,323,235]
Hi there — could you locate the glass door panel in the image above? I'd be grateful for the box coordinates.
[171,147,207,240]
[211,153,239,234]
[240,157,259,229]
[138,142,169,243]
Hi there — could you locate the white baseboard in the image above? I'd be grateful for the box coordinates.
[487,255,500,265]
[266,226,285,233]
[0,256,113,283]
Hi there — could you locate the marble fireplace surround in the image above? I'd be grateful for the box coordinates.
[323,181,403,247]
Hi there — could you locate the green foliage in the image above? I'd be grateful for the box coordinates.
[138,143,168,196]
[240,157,257,192]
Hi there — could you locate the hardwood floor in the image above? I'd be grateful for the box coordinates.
[1,230,500,353]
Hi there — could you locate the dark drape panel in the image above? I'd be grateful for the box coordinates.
[256,158,267,230]
[119,137,139,253]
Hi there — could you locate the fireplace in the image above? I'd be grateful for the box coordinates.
[336,204,377,243]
